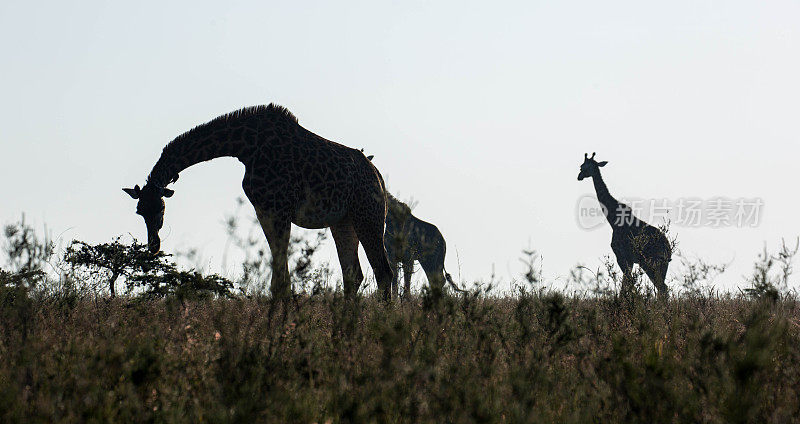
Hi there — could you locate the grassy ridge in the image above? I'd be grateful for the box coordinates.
[2,217,799,422]
[1,288,799,423]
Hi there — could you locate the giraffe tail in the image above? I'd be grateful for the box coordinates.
[444,269,467,293]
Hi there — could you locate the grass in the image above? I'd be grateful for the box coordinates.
[1,286,799,423]
[2,216,799,422]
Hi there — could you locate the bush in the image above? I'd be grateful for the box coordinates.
[64,237,234,300]
[744,239,798,301]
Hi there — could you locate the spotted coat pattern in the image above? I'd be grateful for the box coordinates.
[578,153,672,297]
[125,104,394,299]
[384,195,458,297]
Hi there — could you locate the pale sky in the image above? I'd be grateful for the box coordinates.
[1,1,798,292]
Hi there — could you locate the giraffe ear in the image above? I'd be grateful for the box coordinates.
[162,188,175,198]
[123,185,141,199]
[598,161,608,167]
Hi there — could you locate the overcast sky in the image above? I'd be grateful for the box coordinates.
[1,1,798,292]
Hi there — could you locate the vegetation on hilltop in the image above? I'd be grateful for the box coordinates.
[1,215,798,423]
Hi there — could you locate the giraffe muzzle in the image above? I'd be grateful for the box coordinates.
[147,233,161,253]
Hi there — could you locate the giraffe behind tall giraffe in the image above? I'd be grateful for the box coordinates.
[123,104,394,300]
[578,153,672,297]
[384,194,461,298]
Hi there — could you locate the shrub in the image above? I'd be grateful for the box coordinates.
[64,237,234,300]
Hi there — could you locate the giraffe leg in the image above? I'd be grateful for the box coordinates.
[653,260,670,299]
[385,240,400,298]
[330,221,363,298]
[419,258,445,297]
[403,260,414,297]
[641,259,669,299]
[643,266,659,296]
[391,262,400,299]
[255,211,292,299]
[615,254,635,296]
[353,219,394,301]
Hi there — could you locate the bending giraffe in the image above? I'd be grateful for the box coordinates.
[384,194,462,298]
[577,153,672,297]
[123,104,394,300]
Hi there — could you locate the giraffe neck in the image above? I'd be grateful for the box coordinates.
[591,172,620,226]
[146,124,252,188]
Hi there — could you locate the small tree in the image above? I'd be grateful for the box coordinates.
[64,237,172,297]
[65,236,235,299]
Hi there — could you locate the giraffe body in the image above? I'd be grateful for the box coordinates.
[124,104,394,299]
[578,153,672,297]
[384,195,458,297]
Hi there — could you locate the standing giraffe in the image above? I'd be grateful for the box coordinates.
[577,153,672,297]
[123,104,394,299]
[384,195,461,298]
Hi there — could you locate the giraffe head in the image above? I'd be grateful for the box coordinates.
[577,152,608,181]
[122,183,174,253]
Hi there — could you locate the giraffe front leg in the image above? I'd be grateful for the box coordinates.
[255,211,292,299]
[384,242,400,299]
[403,260,414,297]
[613,247,635,297]
[648,260,670,299]
[391,262,400,299]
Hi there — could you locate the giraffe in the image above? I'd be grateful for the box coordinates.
[577,153,672,297]
[123,104,394,300]
[384,194,461,298]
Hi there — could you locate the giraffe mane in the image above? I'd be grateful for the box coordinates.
[147,104,299,186]
[164,103,298,150]
[386,193,413,217]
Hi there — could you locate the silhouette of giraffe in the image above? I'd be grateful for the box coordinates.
[384,194,461,298]
[577,153,672,297]
[123,104,394,299]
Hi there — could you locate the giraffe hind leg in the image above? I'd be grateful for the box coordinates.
[419,257,445,295]
[654,260,670,298]
[353,217,394,301]
[330,221,363,298]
